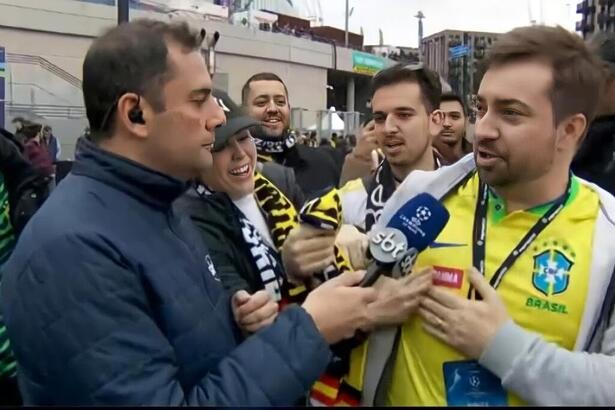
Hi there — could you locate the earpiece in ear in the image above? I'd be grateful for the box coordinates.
[128,108,145,125]
[128,95,145,125]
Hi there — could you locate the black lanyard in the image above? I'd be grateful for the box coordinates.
[469,175,572,300]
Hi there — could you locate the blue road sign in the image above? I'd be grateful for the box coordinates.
[449,45,471,59]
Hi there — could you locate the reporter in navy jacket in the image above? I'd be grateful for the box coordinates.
[0,19,376,406]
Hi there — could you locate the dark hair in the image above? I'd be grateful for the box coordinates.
[371,64,442,113]
[483,25,605,125]
[22,123,42,140]
[83,19,204,141]
[241,72,289,106]
[588,31,615,80]
[440,92,467,116]
[347,134,357,147]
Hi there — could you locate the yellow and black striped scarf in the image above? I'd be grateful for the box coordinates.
[253,173,351,301]
[253,174,359,405]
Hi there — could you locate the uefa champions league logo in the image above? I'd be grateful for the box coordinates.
[416,206,432,221]
[469,375,481,389]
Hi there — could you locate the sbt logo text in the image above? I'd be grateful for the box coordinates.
[370,227,408,263]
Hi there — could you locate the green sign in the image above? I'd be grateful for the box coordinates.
[352,51,386,76]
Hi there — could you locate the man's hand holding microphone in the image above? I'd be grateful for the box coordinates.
[279,192,451,339]
[280,223,377,343]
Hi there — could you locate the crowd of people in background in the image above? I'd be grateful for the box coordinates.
[3,118,61,180]
[0,16,613,408]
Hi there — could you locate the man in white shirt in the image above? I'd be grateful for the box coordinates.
[339,64,445,232]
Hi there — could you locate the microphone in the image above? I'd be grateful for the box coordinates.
[359,193,450,287]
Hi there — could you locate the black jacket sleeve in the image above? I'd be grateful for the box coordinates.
[174,194,260,295]
[191,215,257,295]
[0,130,40,198]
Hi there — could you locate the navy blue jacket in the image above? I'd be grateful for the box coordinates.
[0,138,331,405]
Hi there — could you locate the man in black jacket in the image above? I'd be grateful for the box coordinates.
[0,127,50,405]
[0,127,50,236]
[242,73,342,198]
[9,118,28,148]
[572,32,615,195]
[0,127,24,153]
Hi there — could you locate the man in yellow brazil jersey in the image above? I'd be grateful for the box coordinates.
[354,25,615,406]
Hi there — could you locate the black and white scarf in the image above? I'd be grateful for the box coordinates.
[252,127,297,162]
[196,172,351,304]
[364,153,442,232]
[363,159,396,232]
[236,211,285,302]
[194,181,285,302]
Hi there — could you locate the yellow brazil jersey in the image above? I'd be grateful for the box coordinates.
[386,172,600,406]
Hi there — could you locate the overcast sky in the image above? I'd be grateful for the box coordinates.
[319,0,579,47]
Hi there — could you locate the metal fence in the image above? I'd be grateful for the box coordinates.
[290,108,362,139]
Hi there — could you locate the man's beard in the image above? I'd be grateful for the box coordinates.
[250,124,287,141]
[437,131,462,146]
[477,164,510,187]
[474,147,510,187]
[475,133,557,189]
[258,115,289,138]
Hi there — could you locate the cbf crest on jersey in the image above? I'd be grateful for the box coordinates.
[532,240,575,297]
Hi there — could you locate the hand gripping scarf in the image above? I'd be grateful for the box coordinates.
[251,175,359,405]
[251,173,350,304]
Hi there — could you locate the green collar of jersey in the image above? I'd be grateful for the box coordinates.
[487,175,580,224]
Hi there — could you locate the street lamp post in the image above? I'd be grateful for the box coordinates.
[345,0,349,47]
[118,0,129,24]
[415,11,425,62]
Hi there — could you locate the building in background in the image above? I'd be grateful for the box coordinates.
[310,25,363,49]
[364,45,419,64]
[0,0,395,156]
[228,0,323,24]
[576,0,615,38]
[421,29,499,105]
